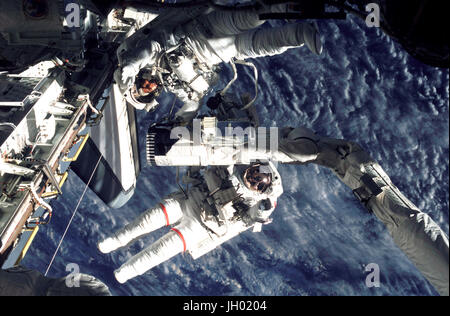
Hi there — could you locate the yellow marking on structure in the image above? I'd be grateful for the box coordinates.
[14,226,39,266]
[41,172,69,198]
[62,133,90,162]
[58,172,69,188]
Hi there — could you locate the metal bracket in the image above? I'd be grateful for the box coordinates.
[42,163,62,195]
[62,133,90,162]
[41,172,68,198]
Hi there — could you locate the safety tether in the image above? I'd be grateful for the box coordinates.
[44,155,102,276]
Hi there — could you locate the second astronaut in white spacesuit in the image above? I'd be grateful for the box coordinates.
[98,162,283,283]
[116,4,323,121]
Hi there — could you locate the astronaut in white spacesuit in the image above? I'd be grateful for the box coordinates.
[98,161,283,284]
[116,4,323,121]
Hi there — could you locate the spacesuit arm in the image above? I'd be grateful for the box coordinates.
[248,198,276,224]
[235,22,322,59]
[278,127,449,296]
[172,91,202,123]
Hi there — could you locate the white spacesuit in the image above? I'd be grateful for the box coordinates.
[98,162,283,284]
[116,5,323,120]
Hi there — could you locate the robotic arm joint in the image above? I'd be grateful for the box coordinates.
[352,173,384,211]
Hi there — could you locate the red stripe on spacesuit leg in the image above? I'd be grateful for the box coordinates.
[171,227,187,252]
[160,203,170,226]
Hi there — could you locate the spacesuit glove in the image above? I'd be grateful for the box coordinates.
[262,218,273,225]
[121,64,140,88]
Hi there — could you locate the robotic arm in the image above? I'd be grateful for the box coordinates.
[278,127,449,296]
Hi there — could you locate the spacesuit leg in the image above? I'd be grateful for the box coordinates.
[198,10,265,37]
[278,127,449,296]
[113,228,185,283]
[196,3,295,37]
[98,196,184,254]
[235,22,323,58]
[113,219,206,283]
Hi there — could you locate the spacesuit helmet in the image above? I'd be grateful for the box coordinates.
[125,69,162,111]
[132,70,162,102]
[243,164,272,193]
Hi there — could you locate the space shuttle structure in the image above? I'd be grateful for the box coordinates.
[71,84,141,209]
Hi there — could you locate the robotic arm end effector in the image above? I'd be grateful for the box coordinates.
[279,126,449,295]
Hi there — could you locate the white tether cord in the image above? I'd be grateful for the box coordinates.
[234,59,258,110]
[44,155,102,276]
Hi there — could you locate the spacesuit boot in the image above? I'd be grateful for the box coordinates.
[113,219,205,284]
[169,21,323,123]
[302,22,323,55]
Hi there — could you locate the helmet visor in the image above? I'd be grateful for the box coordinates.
[139,79,158,95]
[243,165,272,193]
[131,77,161,104]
